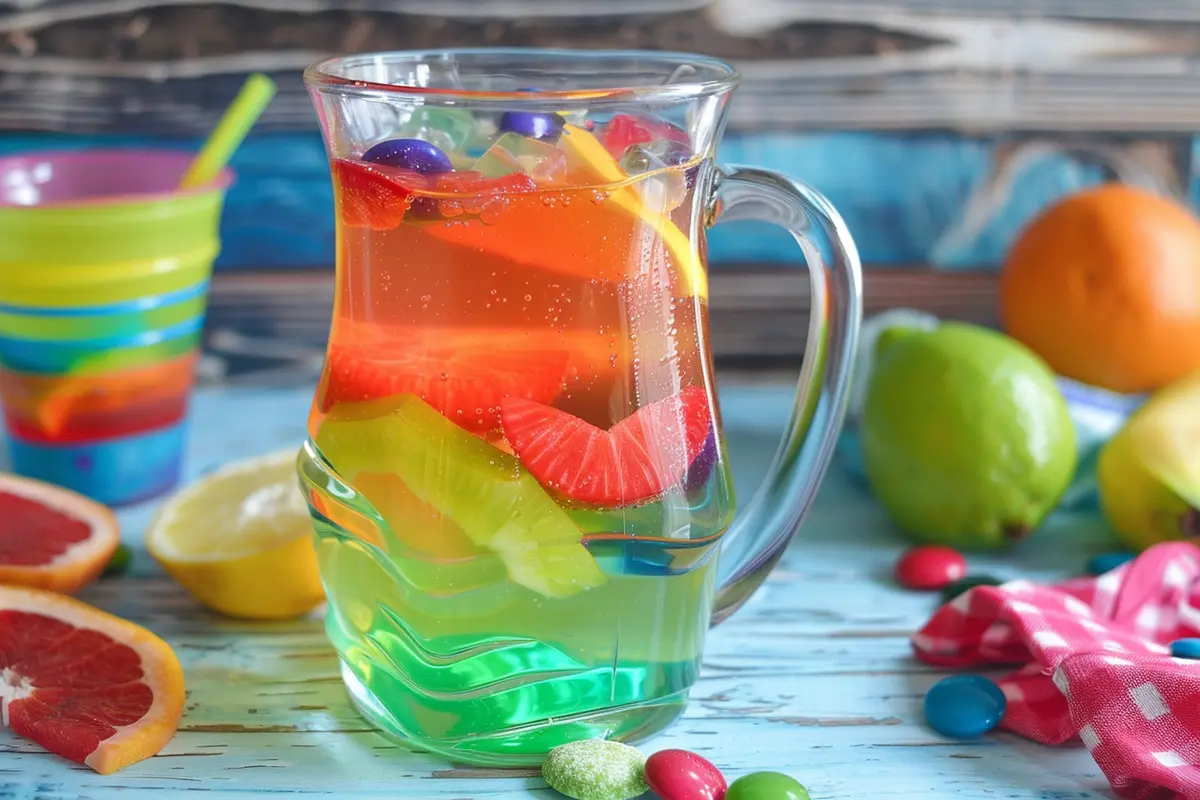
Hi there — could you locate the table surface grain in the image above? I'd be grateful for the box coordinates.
[0,382,1115,799]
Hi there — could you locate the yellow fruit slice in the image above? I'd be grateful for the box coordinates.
[1098,371,1200,549]
[0,585,185,774]
[145,448,325,620]
[557,123,708,299]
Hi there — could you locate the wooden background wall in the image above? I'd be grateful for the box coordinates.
[2,0,1198,370]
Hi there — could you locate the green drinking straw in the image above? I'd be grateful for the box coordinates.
[179,73,277,189]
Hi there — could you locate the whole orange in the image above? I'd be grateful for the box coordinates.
[1000,184,1200,394]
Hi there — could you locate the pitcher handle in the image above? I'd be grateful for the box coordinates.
[708,165,864,626]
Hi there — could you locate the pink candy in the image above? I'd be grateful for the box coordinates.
[645,748,727,800]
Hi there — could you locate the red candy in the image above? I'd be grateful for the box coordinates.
[600,113,690,158]
[645,748,727,800]
[895,545,967,590]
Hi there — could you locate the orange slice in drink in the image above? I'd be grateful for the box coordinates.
[424,125,708,299]
[0,474,120,594]
[0,586,185,774]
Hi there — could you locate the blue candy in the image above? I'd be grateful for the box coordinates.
[924,675,1006,739]
[1087,551,1136,576]
[362,138,453,174]
[1171,638,1200,659]
[498,111,565,142]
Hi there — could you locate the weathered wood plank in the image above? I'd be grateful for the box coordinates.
[3,2,1200,134]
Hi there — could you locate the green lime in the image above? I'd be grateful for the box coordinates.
[861,323,1076,548]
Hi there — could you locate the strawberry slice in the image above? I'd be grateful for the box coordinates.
[320,330,570,433]
[331,159,425,230]
[500,386,712,506]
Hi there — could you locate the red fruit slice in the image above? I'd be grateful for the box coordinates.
[0,586,185,774]
[331,158,423,230]
[500,386,712,506]
[0,474,120,594]
[320,330,571,433]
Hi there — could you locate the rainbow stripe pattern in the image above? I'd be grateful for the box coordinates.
[0,150,231,505]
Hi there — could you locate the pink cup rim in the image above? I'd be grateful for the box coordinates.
[0,149,235,210]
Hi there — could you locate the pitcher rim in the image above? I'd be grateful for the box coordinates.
[303,47,740,106]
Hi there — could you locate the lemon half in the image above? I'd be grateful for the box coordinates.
[145,448,325,620]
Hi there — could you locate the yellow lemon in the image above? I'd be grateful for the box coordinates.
[145,448,325,620]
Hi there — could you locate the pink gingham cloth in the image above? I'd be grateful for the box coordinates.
[912,542,1200,800]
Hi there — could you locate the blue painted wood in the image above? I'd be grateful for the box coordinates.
[0,381,1114,798]
[0,130,1140,271]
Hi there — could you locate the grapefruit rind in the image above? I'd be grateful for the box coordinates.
[0,585,185,775]
[0,473,120,594]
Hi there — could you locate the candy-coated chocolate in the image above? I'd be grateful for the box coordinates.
[498,111,565,142]
[1171,638,1200,659]
[924,675,1006,738]
[940,575,1004,602]
[725,771,810,800]
[1087,551,1136,576]
[895,545,967,590]
[362,138,453,175]
[645,748,727,800]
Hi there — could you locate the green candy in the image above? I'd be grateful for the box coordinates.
[940,575,1004,602]
[726,771,811,800]
[541,739,647,800]
[101,543,133,578]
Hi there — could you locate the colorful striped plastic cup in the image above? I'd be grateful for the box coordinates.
[0,150,232,505]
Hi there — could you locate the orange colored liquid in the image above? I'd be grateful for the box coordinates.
[301,163,736,764]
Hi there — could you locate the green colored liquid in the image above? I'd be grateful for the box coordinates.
[299,439,734,766]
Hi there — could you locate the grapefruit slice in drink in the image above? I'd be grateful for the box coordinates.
[501,386,713,507]
[0,586,185,774]
[0,474,120,594]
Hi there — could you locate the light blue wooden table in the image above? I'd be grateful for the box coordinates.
[0,381,1115,799]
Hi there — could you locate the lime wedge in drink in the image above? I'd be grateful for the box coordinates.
[315,394,606,598]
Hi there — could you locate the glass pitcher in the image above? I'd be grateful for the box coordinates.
[299,48,862,766]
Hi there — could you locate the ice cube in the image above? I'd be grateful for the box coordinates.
[619,143,688,212]
[472,132,567,185]
[396,107,477,155]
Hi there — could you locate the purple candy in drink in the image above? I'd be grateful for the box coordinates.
[684,428,718,492]
[363,138,453,175]
[362,138,452,218]
[498,111,565,142]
